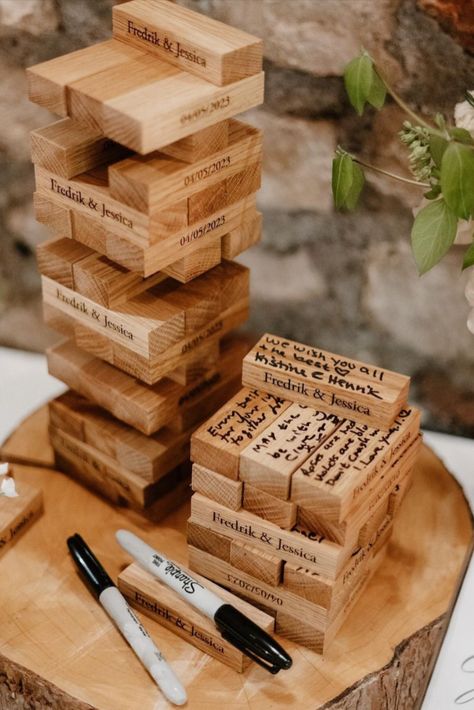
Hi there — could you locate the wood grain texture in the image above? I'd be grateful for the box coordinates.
[159,120,229,163]
[242,483,297,529]
[0,420,471,709]
[0,476,43,558]
[242,333,411,430]
[112,0,262,85]
[191,463,243,510]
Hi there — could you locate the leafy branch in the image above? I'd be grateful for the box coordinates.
[333,50,474,275]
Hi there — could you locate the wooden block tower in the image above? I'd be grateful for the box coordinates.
[28,0,264,518]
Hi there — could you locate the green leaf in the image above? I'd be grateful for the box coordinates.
[429,134,448,168]
[367,69,386,110]
[462,241,474,270]
[449,127,474,145]
[441,142,474,219]
[411,198,457,274]
[332,153,365,211]
[344,53,374,116]
[424,185,442,200]
[345,161,365,210]
[435,113,447,131]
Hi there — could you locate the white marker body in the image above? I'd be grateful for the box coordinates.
[116,530,223,619]
[100,586,187,706]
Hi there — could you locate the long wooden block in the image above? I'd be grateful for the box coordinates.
[221,211,262,259]
[33,192,72,237]
[118,562,273,672]
[239,403,342,500]
[0,478,43,558]
[190,388,291,480]
[112,0,262,85]
[190,493,350,580]
[242,334,411,430]
[242,483,297,529]
[108,119,262,213]
[159,121,229,163]
[31,118,129,179]
[290,407,421,524]
[191,463,243,511]
[229,540,283,587]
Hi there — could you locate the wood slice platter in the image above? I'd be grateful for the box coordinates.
[0,406,472,710]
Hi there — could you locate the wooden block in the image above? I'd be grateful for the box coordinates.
[33,192,72,237]
[190,493,350,580]
[239,403,342,500]
[112,0,262,85]
[290,407,421,524]
[31,118,129,179]
[221,211,262,259]
[163,237,222,283]
[48,390,88,440]
[27,39,144,116]
[191,463,243,510]
[229,540,283,587]
[74,322,115,362]
[190,388,291,480]
[118,562,273,672]
[225,160,262,204]
[167,339,220,386]
[0,477,43,558]
[243,483,297,529]
[43,303,76,338]
[36,238,94,289]
[108,119,262,213]
[188,180,227,223]
[159,121,229,163]
[242,333,411,430]
[187,520,231,562]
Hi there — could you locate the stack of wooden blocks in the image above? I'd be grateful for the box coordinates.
[184,333,422,653]
[27,0,264,519]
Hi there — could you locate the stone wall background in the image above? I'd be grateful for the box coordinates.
[0,0,473,435]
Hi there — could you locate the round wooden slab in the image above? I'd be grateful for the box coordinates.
[0,407,472,710]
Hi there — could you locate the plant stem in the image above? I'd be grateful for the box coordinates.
[352,156,430,187]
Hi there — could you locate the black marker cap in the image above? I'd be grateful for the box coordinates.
[67,533,115,599]
[214,604,293,674]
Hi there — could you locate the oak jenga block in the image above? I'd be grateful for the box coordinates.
[188,180,227,223]
[108,120,262,213]
[162,238,222,283]
[167,340,220,386]
[290,407,421,524]
[190,494,350,579]
[112,0,262,85]
[159,121,229,163]
[187,520,232,561]
[191,388,290,480]
[0,478,43,558]
[47,390,88,440]
[27,39,144,116]
[242,483,297,529]
[43,303,75,338]
[36,238,94,289]
[33,192,72,237]
[71,210,108,253]
[239,403,342,500]
[225,161,262,204]
[242,333,411,430]
[229,540,283,587]
[191,463,243,511]
[118,562,273,672]
[74,322,115,362]
[30,118,129,178]
[221,211,262,259]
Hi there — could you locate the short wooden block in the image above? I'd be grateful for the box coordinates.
[36,238,94,289]
[0,477,43,558]
[159,121,229,163]
[30,118,128,179]
[225,160,262,204]
[188,180,228,223]
[221,211,262,259]
[33,192,72,237]
[190,493,350,580]
[118,562,273,672]
[162,237,222,283]
[242,333,411,430]
[290,407,421,524]
[229,540,283,587]
[187,520,232,562]
[190,388,291,480]
[191,463,243,510]
[108,119,262,213]
[239,403,342,500]
[112,0,262,85]
[242,483,297,529]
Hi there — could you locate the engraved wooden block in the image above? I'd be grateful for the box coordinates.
[187,520,232,561]
[159,121,229,163]
[30,118,129,179]
[0,478,43,559]
[191,463,243,511]
[229,540,283,587]
[33,192,72,237]
[118,562,274,672]
[242,483,297,529]
[242,333,411,430]
[239,403,342,500]
[108,120,262,213]
[112,0,263,85]
[221,211,262,259]
[190,493,351,580]
[190,388,291,480]
[290,407,421,524]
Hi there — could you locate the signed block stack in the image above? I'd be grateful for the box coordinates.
[28,0,264,517]
[182,333,422,653]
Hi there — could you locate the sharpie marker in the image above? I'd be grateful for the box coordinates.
[67,534,187,706]
[116,529,293,674]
